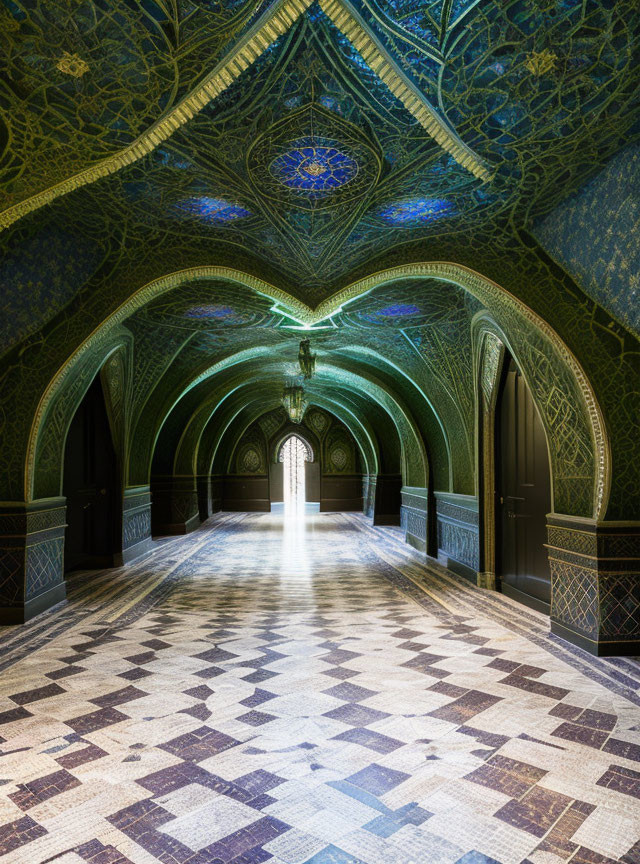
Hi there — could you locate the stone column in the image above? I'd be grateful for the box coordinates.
[0,499,67,624]
[547,515,640,656]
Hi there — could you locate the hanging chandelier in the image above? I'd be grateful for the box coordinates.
[298,338,316,380]
[282,380,307,424]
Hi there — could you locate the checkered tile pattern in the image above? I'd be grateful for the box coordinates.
[0,513,638,863]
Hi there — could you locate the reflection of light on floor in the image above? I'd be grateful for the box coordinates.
[280,511,310,578]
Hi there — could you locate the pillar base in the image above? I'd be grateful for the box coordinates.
[551,620,640,657]
[547,514,640,657]
[0,582,67,625]
[435,492,480,580]
[120,536,155,565]
[370,474,402,525]
[0,499,67,624]
[155,512,201,535]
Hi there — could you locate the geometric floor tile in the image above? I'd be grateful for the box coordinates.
[0,512,639,863]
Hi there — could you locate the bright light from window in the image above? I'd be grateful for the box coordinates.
[282,435,307,517]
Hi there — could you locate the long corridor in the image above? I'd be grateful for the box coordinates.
[0,513,639,864]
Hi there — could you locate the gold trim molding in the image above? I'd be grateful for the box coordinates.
[1,0,490,233]
[318,0,491,182]
[0,0,315,233]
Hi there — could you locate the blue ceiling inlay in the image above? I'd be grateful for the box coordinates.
[174,196,251,222]
[270,138,359,197]
[357,303,422,323]
[378,198,457,225]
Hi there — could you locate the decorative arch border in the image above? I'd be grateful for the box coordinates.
[162,364,380,479]
[331,344,453,490]
[332,265,609,519]
[472,320,505,585]
[313,363,428,487]
[26,262,608,519]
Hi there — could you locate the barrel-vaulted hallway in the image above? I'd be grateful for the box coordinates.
[1,2,640,862]
[1,513,638,864]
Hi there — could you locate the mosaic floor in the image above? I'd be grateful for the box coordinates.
[1,512,639,864]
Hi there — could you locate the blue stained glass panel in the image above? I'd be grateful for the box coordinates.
[270,138,358,197]
[174,196,251,222]
[378,198,456,224]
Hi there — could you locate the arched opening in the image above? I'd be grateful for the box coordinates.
[278,435,313,516]
[62,375,120,572]
[496,353,552,612]
[24,264,607,523]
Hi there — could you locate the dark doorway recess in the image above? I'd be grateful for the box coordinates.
[63,375,120,572]
[496,354,552,613]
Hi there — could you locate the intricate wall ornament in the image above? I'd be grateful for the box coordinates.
[324,424,356,473]
[258,407,287,440]
[235,424,268,475]
[533,143,640,337]
[305,407,330,439]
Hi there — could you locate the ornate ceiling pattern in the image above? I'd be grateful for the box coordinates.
[0,0,639,530]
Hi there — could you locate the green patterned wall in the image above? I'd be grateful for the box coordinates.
[533,143,640,337]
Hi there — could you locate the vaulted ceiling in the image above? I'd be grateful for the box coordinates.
[2,0,638,302]
[1,0,639,521]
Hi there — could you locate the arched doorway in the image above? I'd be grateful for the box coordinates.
[278,435,313,516]
[63,376,120,571]
[496,354,552,612]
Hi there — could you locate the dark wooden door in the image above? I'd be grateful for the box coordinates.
[497,355,551,610]
[63,376,118,572]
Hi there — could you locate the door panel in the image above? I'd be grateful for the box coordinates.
[63,376,118,572]
[498,356,551,608]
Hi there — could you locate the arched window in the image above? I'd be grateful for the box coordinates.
[278,435,313,515]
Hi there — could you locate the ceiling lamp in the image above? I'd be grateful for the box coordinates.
[282,380,307,424]
[298,338,316,380]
